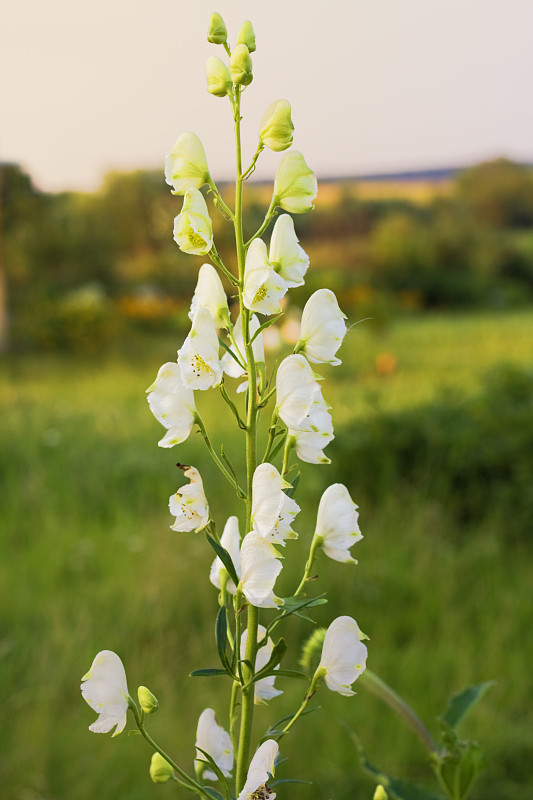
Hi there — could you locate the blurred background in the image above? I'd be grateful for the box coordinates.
[1,1,532,799]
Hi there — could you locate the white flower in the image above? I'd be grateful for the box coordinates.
[273,151,317,214]
[275,354,326,432]
[146,362,196,448]
[259,100,294,152]
[240,532,283,609]
[241,625,283,704]
[243,238,287,316]
[209,516,242,595]
[165,132,210,195]
[297,289,347,365]
[319,616,368,696]
[173,187,213,255]
[195,708,233,780]
[315,484,362,563]
[189,264,230,329]
[169,466,209,532]
[81,650,130,736]
[178,307,222,390]
[251,463,299,545]
[269,214,309,288]
[221,313,264,381]
[292,406,334,464]
[237,740,279,800]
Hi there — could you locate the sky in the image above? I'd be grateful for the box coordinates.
[2,0,533,193]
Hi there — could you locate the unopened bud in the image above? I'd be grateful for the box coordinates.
[137,685,159,715]
[373,786,388,800]
[206,56,232,97]
[273,151,317,214]
[207,12,227,44]
[150,752,174,783]
[236,20,256,53]
[230,43,253,86]
[260,100,294,152]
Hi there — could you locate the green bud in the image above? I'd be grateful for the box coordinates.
[229,43,253,86]
[207,12,227,44]
[149,752,174,783]
[299,627,326,674]
[206,56,232,97]
[260,100,294,152]
[236,20,256,53]
[273,151,318,214]
[137,685,159,714]
[373,786,388,800]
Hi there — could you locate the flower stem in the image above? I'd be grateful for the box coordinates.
[359,669,437,753]
[294,535,321,596]
[279,669,323,737]
[195,414,246,498]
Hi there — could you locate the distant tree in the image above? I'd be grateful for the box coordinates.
[456,158,533,229]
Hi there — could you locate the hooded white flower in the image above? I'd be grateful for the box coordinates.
[297,289,347,365]
[273,151,317,214]
[221,313,264,381]
[195,708,234,780]
[315,484,362,563]
[178,307,222,390]
[241,625,283,704]
[251,463,299,545]
[165,132,210,195]
[146,362,196,448]
[189,264,230,329]
[240,532,283,609]
[209,516,242,595]
[243,238,287,315]
[292,406,334,464]
[173,188,213,255]
[319,616,368,696]
[259,100,294,152]
[169,466,209,532]
[237,739,279,800]
[81,650,130,736]
[269,214,309,288]
[275,354,327,432]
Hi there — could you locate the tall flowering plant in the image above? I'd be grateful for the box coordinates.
[81,14,490,800]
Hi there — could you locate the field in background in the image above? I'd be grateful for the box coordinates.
[1,309,532,800]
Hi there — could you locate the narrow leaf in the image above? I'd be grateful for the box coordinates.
[440,681,495,730]
[252,638,287,682]
[215,606,232,674]
[190,668,230,678]
[205,533,240,587]
[285,471,300,498]
[250,313,284,344]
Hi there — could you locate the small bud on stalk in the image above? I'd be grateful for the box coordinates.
[207,12,227,44]
[230,43,253,86]
[137,685,159,715]
[206,56,232,97]
[236,20,256,53]
[259,100,294,152]
[150,753,174,783]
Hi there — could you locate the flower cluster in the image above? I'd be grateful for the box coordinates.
[81,13,369,800]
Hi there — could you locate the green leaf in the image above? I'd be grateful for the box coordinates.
[270,779,313,787]
[205,533,240,587]
[285,471,300,498]
[270,595,327,626]
[215,606,234,675]
[203,788,226,800]
[195,748,231,800]
[263,706,321,740]
[271,669,308,680]
[252,638,287,683]
[440,681,495,730]
[190,668,230,678]
[251,313,284,344]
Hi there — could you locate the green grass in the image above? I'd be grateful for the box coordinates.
[1,308,532,800]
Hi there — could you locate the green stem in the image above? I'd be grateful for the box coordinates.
[281,434,295,476]
[359,669,437,753]
[294,535,321,596]
[207,176,235,221]
[130,704,206,795]
[210,245,240,287]
[195,414,246,497]
[279,669,323,737]
[242,143,264,180]
[245,195,277,247]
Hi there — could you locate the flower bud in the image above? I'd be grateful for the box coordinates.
[150,752,174,783]
[137,685,159,715]
[273,151,317,213]
[165,132,210,195]
[206,56,232,97]
[207,12,227,44]
[230,43,253,86]
[259,100,294,152]
[236,20,256,53]
[373,787,388,800]
[173,187,213,255]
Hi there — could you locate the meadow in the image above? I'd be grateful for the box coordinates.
[1,308,532,800]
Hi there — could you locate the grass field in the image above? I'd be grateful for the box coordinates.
[1,308,532,800]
